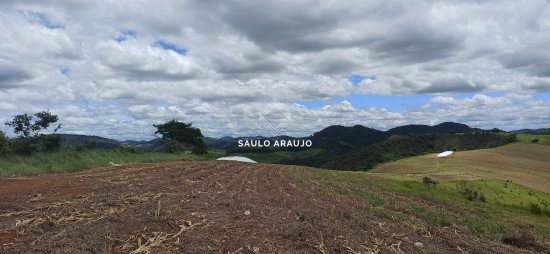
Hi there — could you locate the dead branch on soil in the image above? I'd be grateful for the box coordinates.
[116,219,207,254]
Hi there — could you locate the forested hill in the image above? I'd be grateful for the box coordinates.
[309,122,477,151]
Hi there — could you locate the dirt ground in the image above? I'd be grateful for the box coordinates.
[0,161,544,253]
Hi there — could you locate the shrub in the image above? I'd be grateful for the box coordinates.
[531,138,539,143]
[164,141,185,154]
[84,141,97,149]
[0,130,10,155]
[192,141,208,155]
[479,193,487,202]
[529,203,543,215]
[117,145,138,153]
[456,181,485,202]
[11,138,35,155]
[40,134,62,151]
[76,141,98,152]
[422,176,438,188]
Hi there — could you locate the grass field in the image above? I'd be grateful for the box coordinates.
[0,147,225,176]
[516,134,550,145]
[372,143,550,193]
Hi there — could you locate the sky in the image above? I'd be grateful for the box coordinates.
[0,0,550,140]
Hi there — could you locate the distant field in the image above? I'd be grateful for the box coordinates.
[372,143,550,193]
[0,148,224,176]
[516,134,550,145]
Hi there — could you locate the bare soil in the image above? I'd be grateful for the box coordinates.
[0,161,543,253]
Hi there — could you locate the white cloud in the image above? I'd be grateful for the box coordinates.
[0,1,549,139]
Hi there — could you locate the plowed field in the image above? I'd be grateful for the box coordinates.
[0,161,544,253]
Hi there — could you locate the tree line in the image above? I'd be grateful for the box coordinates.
[0,111,207,156]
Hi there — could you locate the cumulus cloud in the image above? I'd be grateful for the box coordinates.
[0,0,549,139]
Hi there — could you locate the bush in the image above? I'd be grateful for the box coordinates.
[192,141,208,155]
[40,134,62,151]
[164,141,185,154]
[11,138,35,155]
[422,176,438,188]
[76,141,97,152]
[456,181,486,202]
[529,203,543,215]
[116,145,138,153]
[479,193,486,202]
[0,131,10,155]
[507,134,517,143]
[531,138,539,143]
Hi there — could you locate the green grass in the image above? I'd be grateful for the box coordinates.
[516,134,550,145]
[0,148,224,176]
[232,148,325,164]
[290,168,550,238]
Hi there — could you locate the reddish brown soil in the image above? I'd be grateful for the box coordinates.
[0,161,544,253]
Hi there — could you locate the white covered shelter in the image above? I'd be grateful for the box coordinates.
[216,156,257,163]
[436,151,454,157]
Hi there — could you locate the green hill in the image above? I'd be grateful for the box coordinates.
[276,132,515,170]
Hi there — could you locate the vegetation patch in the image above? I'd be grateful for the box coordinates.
[298,169,550,239]
[0,147,223,176]
[516,134,550,146]
[456,181,486,202]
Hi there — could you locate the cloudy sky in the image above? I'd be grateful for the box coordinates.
[1,0,549,140]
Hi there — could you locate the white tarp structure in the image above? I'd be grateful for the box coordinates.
[216,156,257,163]
[436,151,454,157]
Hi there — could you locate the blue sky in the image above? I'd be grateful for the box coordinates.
[296,75,431,112]
[154,40,187,55]
[297,94,432,112]
[114,29,138,42]
[30,11,64,29]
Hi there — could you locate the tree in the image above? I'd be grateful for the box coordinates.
[490,128,503,133]
[5,111,62,154]
[5,111,61,138]
[153,120,208,154]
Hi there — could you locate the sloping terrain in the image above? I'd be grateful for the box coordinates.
[1,161,546,253]
[373,143,550,193]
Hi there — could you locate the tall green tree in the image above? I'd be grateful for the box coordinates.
[5,111,61,138]
[5,111,62,154]
[153,120,208,154]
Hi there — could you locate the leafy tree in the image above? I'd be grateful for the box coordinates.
[153,120,208,154]
[491,128,503,133]
[5,111,61,138]
[5,111,62,154]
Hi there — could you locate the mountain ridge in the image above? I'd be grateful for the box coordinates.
[54,122,545,152]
